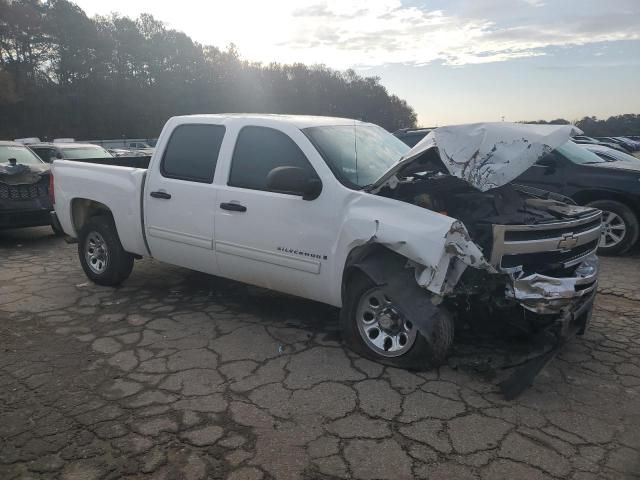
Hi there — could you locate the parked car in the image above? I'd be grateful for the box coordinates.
[516,141,640,255]
[595,137,635,153]
[29,142,113,163]
[0,141,61,233]
[580,143,640,163]
[84,138,156,152]
[51,116,601,398]
[393,127,432,147]
[616,137,640,151]
[571,135,631,154]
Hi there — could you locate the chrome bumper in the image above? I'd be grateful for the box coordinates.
[505,254,599,315]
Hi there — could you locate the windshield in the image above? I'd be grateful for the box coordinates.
[556,141,606,165]
[303,124,410,188]
[60,146,112,159]
[0,145,44,165]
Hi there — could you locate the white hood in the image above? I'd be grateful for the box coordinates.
[373,122,582,192]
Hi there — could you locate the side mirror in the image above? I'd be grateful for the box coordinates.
[266,166,322,201]
[49,156,58,163]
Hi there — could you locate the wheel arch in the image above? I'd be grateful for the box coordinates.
[341,243,407,307]
[70,198,114,236]
[572,190,640,218]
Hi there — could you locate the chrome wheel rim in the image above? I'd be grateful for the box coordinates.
[600,211,627,248]
[356,287,417,358]
[85,231,109,274]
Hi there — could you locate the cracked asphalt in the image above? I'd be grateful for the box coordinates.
[1,227,639,480]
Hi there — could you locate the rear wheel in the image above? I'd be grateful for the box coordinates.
[78,215,134,286]
[587,200,639,255]
[342,272,453,369]
[51,220,64,236]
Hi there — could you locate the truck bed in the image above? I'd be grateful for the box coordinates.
[65,156,151,169]
[52,160,149,256]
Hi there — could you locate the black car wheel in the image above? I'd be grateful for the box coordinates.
[587,200,639,255]
[341,272,453,369]
[78,215,134,285]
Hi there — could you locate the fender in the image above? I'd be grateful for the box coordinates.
[345,249,452,342]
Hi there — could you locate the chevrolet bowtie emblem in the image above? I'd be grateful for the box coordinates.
[558,233,579,251]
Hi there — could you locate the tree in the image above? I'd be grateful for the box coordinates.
[0,0,417,139]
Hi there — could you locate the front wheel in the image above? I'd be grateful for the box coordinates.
[341,272,453,370]
[587,200,639,256]
[78,215,134,286]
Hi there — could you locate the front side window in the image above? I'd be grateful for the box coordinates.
[0,145,44,165]
[229,126,316,191]
[161,124,226,182]
[303,124,409,189]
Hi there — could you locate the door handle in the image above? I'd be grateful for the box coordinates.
[220,202,247,212]
[150,191,171,199]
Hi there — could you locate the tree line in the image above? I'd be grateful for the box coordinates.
[0,0,417,140]
[523,114,640,137]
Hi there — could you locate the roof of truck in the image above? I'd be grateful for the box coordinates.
[170,113,369,129]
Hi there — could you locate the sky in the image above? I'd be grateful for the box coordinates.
[73,0,640,126]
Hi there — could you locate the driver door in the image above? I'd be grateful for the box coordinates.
[214,125,339,303]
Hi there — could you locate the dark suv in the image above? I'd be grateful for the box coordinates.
[516,141,640,255]
[0,141,62,233]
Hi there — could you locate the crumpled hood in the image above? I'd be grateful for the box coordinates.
[372,122,582,192]
[0,162,49,185]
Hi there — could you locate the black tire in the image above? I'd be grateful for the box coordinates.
[586,200,639,256]
[78,215,134,286]
[51,221,64,236]
[341,271,454,370]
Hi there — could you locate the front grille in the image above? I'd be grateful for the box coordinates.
[504,217,602,241]
[0,178,49,200]
[501,240,598,271]
[491,211,602,272]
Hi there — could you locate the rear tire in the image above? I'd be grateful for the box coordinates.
[78,215,134,286]
[51,221,64,236]
[341,272,453,370]
[586,200,639,256]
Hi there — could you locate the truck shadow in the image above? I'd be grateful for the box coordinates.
[178,269,556,389]
[0,226,60,249]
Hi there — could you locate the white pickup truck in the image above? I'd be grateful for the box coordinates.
[52,115,601,395]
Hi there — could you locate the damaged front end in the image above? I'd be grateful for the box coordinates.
[370,123,602,398]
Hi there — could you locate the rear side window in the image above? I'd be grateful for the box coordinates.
[229,126,316,191]
[161,124,225,182]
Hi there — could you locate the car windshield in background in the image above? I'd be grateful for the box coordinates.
[556,141,606,164]
[60,147,111,159]
[0,145,43,165]
[303,124,410,189]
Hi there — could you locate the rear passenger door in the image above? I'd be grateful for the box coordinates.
[144,123,226,275]
[214,125,338,302]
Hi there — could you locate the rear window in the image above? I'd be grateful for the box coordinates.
[161,124,226,183]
